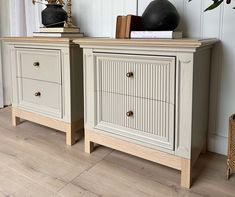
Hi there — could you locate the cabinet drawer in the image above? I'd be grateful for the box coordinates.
[18,78,62,118]
[95,53,175,104]
[95,92,175,150]
[16,48,61,83]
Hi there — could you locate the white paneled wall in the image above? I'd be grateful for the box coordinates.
[0,0,11,106]
[0,46,3,108]
[10,0,42,36]
[0,5,3,108]
[72,0,137,37]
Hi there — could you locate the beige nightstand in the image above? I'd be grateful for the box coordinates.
[75,38,218,188]
[4,37,84,145]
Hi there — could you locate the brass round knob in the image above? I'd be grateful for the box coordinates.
[35,92,41,97]
[126,72,133,78]
[33,62,40,67]
[126,111,133,117]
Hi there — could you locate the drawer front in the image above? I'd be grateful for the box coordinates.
[16,48,61,83]
[95,53,175,104]
[18,78,62,118]
[95,92,175,150]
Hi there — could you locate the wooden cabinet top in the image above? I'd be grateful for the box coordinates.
[74,38,219,49]
[2,37,219,50]
[2,37,76,44]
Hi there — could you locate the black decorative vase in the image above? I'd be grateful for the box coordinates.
[42,4,67,27]
[142,0,180,31]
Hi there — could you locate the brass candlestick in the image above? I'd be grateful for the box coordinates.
[64,0,78,28]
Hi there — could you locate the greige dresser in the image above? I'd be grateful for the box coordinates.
[4,37,84,145]
[75,38,218,188]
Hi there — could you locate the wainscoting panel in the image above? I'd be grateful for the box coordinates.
[0,0,11,106]
[73,0,137,37]
[137,0,151,15]
[0,45,3,108]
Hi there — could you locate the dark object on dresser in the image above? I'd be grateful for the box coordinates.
[42,3,67,27]
[142,0,180,31]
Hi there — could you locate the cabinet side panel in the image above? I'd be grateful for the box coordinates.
[9,44,18,106]
[70,46,84,122]
[175,53,194,159]
[191,49,211,163]
[61,46,71,122]
[83,48,96,128]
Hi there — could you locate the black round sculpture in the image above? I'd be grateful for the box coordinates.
[142,0,180,31]
[42,4,67,27]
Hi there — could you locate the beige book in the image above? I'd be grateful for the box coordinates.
[40,27,80,33]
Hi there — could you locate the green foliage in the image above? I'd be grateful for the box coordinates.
[189,0,234,11]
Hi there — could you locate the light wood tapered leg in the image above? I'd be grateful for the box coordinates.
[12,113,21,127]
[181,158,192,188]
[66,128,76,146]
[85,137,94,154]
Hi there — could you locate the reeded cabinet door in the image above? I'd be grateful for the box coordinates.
[94,53,176,150]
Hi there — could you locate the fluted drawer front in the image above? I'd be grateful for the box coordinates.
[96,53,175,104]
[19,78,62,118]
[16,48,61,84]
[95,92,174,150]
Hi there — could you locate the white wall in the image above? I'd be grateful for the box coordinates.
[0,38,3,108]
[0,0,11,106]
[72,0,137,37]
[10,0,42,36]
[1,0,234,155]
[0,6,3,108]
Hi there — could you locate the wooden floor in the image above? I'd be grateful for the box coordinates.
[0,107,234,197]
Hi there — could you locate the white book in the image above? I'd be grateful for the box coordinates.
[130,31,183,39]
[39,27,80,33]
[33,32,84,38]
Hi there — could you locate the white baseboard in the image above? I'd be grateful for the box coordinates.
[208,133,227,155]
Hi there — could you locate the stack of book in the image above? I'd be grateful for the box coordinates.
[33,27,84,38]
[116,15,182,39]
[116,15,143,39]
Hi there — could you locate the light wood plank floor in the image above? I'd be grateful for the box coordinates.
[0,107,234,197]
